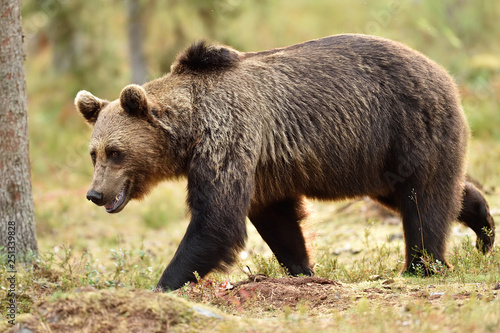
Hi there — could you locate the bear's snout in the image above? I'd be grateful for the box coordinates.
[86,189,104,205]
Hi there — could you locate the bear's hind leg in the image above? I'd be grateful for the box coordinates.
[248,197,313,276]
[398,187,456,275]
[458,181,495,253]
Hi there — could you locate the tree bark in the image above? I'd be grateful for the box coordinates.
[0,0,38,257]
[127,0,148,84]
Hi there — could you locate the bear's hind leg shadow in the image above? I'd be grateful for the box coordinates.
[458,181,495,253]
[249,197,313,276]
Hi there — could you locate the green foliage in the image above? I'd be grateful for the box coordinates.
[449,236,500,284]
[251,254,288,278]
[314,240,403,283]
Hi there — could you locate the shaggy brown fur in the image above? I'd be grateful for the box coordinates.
[75,34,495,291]
[458,181,495,252]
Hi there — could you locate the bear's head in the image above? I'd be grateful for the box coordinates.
[75,84,174,213]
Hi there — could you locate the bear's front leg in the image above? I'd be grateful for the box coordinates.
[156,155,254,291]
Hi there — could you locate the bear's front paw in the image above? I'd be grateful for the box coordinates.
[476,226,495,254]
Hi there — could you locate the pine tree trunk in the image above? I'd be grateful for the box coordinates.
[127,0,147,84]
[0,0,38,257]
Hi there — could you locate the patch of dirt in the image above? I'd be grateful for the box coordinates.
[224,276,346,310]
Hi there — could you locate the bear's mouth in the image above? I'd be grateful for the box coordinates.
[104,181,130,214]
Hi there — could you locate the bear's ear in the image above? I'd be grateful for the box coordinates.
[75,90,109,125]
[119,84,150,119]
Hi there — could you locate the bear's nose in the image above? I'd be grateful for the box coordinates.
[86,189,104,205]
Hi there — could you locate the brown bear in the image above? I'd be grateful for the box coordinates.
[75,34,495,291]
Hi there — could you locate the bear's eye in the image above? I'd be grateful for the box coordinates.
[90,152,96,164]
[107,150,123,163]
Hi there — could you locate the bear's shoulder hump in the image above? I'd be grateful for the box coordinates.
[172,40,240,74]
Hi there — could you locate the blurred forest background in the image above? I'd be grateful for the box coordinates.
[21,0,499,266]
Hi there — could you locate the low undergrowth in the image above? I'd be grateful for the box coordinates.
[1,230,499,332]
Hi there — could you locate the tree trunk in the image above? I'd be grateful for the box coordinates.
[0,0,38,257]
[127,0,148,84]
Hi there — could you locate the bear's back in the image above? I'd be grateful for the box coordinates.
[168,35,467,203]
[238,35,467,202]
